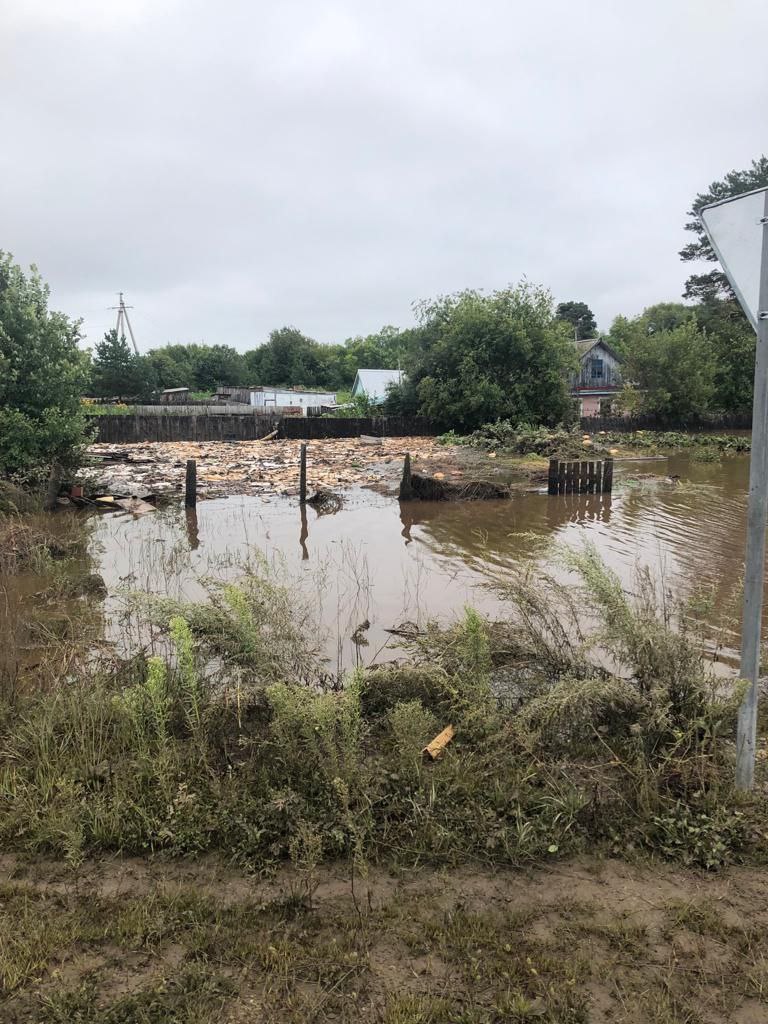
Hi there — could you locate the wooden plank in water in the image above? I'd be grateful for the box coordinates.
[579,460,588,494]
[595,460,603,494]
[557,460,566,495]
[587,461,595,493]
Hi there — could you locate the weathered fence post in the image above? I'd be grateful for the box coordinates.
[44,461,61,511]
[594,460,603,494]
[602,458,614,493]
[185,459,197,508]
[548,458,558,495]
[399,453,414,500]
[299,443,307,504]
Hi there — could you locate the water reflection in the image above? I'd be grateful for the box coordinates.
[299,503,309,561]
[185,508,200,551]
[89,455,757,672]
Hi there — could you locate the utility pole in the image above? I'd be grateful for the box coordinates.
[110,292,139,355]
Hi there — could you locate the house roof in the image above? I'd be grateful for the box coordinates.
[575,338,623,363]
[352,369,403,401]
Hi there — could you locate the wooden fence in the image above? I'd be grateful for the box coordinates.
[88,413,281,444]
[548,458,613,495]
[88,413,435,444]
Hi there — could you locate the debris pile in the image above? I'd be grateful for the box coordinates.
[87,437,460,499]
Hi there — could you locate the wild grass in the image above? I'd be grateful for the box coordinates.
[0,531,760,877]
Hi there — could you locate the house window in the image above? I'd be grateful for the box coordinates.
[590,358,604,380]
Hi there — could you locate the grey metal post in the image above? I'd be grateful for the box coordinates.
[736,191,768,790]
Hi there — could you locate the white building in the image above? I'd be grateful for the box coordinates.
[351,369,403,405]
[249,387,337,415]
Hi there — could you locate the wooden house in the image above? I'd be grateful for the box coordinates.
[571,339,623,417]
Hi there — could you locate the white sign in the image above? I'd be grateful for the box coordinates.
[700,186,768,332]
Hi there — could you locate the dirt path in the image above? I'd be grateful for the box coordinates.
[3,854,768,1022]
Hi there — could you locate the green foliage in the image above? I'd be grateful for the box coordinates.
[555,300,597,340]
[619,320,716,418]
[392,283,576,431]
[145,342,245,392]
[90,329,156,400]
[680,155,768,304]
[0,252,91,481]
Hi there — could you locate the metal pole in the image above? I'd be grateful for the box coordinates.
[736,192,768,790]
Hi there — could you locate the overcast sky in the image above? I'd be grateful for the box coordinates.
[1,0,766,352]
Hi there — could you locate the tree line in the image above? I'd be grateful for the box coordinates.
[90,325,406,400]
[1,154,766,481]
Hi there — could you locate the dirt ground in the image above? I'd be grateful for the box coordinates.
[2,853,768,1023]
[86,437,543,500]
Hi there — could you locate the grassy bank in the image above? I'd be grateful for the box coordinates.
[2,515,767,1021]
[0,539,761,870]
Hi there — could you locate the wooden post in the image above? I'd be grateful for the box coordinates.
[299,443,307,504]
[579,460,589,495]
[399,452,414,500]
[185,459,197,508]
[566,460,576,494]
[603,458,614,493]
[587,461,595,493]
[557,460,566,495]
[44,461,61,511]
[595,460,603,494]
[548,458,558,495]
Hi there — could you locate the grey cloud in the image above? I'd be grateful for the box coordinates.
[1,0,766,350]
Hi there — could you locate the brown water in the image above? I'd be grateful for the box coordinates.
[89,453,754,673]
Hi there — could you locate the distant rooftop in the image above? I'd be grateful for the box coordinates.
[352,369,403,402]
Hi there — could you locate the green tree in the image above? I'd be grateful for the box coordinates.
[621,320,715,418]
[0,252,91,481]
[555,301,597,340]
[391,283,576,431]
[697,301,755,413]
[680,155,768,304]
[91,329,155,399]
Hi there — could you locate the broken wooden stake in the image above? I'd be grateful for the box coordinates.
[185,459,197,508]
[422,724,455,761]
[299,443,307,504]
[399,452,414,500]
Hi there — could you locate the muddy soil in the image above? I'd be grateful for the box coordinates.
[2,854,768,1022]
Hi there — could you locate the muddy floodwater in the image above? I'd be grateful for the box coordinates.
[87,453,756,673]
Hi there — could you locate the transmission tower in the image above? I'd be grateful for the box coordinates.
[110,292,139,355]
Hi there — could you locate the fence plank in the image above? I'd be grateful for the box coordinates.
[548,458,558,495]
[595,460,603,494]
[578,461,588,494]
[557,461,566,494]
[603,458,614,493]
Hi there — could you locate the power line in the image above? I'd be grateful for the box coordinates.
[109,292,139,355]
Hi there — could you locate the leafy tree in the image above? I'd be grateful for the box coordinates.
[680,155,768,304]
[91,329,155,399]
[555,301,597,340]
[697,301,755,413]
[0,252,91,481]
[390,283,576,431]
[620,321,715,418]
[192,344,244,391]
